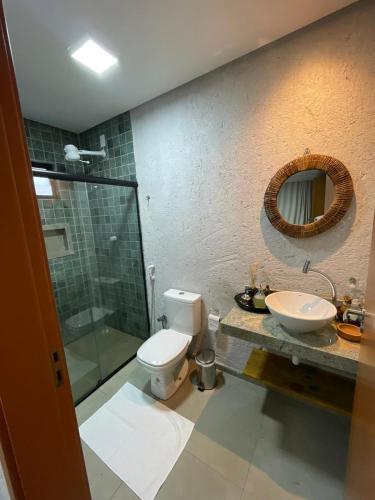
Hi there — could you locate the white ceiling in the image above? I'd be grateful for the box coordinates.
[5,0,356,133]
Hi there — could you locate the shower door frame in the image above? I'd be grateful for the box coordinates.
[32,167,151,403]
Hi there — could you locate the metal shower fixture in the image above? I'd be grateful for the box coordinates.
[64,134,106,163]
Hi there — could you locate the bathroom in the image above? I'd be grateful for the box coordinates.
[1,0,375,499]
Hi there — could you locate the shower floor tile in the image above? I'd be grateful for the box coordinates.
[96,327,143,379]
[77,359,350,500]
[66,328,143,402]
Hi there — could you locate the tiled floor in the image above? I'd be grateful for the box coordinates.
[66,328,143,401]
[76,359,350,500]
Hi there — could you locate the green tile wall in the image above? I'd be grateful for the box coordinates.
[24,114,148,342]
[80,112,148,338]
[25,118,80,174]
[79,111,136,180]
[24,119,100,343]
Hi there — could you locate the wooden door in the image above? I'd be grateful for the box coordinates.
[0,2,90,499]
[346,213,375,499]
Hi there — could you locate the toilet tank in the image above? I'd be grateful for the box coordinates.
[164,289,201,336]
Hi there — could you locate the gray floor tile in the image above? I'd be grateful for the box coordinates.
[121,362,150,394]
[186,429,250,488]
[127,360,217,422]
[109,482,139,500]
[75,388,110,425]
[248,391,350,500]
[82,442,122,500]
[100,359,139,397]
[156,451,242,500]
[77,361,350,500]
[194,371,267,462]
[242,465,304,500]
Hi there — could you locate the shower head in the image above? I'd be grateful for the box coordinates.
[64,135,106,163]
[64,144,80,161]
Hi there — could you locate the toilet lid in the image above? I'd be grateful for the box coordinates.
[137,329,190,367]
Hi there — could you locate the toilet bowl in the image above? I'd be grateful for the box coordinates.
[137,289,201,400]
[137,329,191,399]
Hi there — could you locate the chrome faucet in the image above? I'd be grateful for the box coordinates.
[302,260,337,305]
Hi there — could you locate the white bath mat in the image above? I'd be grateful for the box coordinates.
[79,382,194,500]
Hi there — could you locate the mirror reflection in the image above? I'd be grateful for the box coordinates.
[277,170,335,225]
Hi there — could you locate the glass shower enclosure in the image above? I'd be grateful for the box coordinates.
[33,167,149,403]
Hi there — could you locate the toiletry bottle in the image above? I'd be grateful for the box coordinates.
[253,285,267,309]
[341,278,363,326]
[336,295,352,322]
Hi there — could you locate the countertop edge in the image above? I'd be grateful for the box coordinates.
[220,307,358,376]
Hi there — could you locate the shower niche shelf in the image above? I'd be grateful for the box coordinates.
[42,223,74,259]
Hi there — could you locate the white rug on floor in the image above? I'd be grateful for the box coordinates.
[79,382,194,500]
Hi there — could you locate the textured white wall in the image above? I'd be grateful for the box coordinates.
[132,1,375,372]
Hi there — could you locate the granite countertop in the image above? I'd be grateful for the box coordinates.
[221,306,359,375]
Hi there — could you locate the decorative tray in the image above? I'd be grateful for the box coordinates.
[234,289,276,314]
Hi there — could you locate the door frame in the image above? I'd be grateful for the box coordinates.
[346,213,375,499]
[0,2,90,498]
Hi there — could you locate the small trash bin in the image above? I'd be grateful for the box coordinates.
[195,349,216,390]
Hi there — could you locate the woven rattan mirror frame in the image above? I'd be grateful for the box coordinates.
[264,154,353,238]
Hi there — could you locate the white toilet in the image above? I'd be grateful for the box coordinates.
[137,289,201,400]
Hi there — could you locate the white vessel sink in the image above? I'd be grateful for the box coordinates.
[265,291,337,333]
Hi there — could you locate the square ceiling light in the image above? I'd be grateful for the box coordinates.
[71,39,118,74]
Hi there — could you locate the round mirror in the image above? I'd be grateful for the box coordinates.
[277,169,335,225]
[264,154,354,238]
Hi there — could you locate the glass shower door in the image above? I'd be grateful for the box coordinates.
[87,182,149,380]
[34,170,149,403]
[37,178,102,402]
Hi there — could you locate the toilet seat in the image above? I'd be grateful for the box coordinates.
[137,329,191,368]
